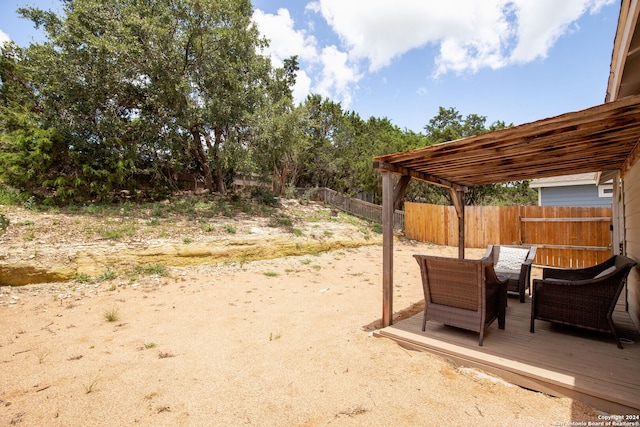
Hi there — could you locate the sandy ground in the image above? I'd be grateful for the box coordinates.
[0,238,602,426]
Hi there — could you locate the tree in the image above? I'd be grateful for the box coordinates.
[2,0,270,202]
[250,56,304,194]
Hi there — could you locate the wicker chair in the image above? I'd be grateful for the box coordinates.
[483,245,537,303]
[414,255,508,346]
[530,255,637,349]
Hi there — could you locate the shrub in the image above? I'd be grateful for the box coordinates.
[251,187,278,207]
[0,214,9,235]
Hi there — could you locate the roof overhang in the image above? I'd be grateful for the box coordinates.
[374,94,640,189]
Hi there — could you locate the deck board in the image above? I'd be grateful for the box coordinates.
[375,294,640,414]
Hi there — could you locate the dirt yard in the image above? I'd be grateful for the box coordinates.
[0,199,601,426]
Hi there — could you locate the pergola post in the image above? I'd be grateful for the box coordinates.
[381,170,394,327]
[450,188,465,259]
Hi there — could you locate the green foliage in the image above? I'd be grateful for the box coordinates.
[0,186,23,205]
[251,187,279,207]
[1,0,276,202]
[103,308,120,322]
[0,213,9,235]
[96,270,117,282]
[75,272,91,283]
[370,223,383,234]
[133,263,168,277]
[267,213,293,228]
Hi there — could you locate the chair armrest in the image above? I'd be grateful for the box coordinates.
[542,267,593,281]
[481,245,496,264]
[486,264,508,285]
[534,276,608,287]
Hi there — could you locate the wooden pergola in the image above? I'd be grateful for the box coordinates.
[373,93,640,327]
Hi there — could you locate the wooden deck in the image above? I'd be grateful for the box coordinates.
[375,294,640,415]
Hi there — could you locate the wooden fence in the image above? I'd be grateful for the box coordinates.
[405,202,613,268]
[311,188,405,229]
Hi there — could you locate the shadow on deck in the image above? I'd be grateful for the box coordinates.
[374,294,640,415]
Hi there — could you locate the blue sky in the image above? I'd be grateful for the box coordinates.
[1,0,621,133]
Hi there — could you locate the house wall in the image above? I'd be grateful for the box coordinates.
[540,185,612,207]
[538,185,611,208]
[623,159,640,331]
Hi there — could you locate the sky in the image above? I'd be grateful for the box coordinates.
[0,0,622,133]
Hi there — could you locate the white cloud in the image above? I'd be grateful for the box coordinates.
[509,0,614,63]
[254,0,615,108]
[0,29,11,46]
[253,8,318,65]
[315,45,362,106]
[311,0,616,76]
[292,69,312,104]
[253,7,361,107]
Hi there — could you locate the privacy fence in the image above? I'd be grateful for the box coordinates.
[405,202,613,268]
[307,189,611,268]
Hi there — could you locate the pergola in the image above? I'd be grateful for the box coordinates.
[373,94,640,327]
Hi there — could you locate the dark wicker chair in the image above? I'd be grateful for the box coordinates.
[530,255,637,349]
[483,245,537,303]
[414,255,508,346]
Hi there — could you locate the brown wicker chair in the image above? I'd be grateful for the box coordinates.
[530,255,637,349]
[482,245,537,303]
[414,255,508,346]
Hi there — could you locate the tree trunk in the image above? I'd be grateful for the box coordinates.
[212,127,226,193]
[191,129,214,193]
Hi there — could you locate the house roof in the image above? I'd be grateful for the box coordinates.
[529,173,599,188]
[373,94,640,190]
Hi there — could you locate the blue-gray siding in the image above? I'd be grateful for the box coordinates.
[539,185,612,207]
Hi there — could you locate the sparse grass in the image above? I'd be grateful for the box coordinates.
[103,307,120,323]
[291,228,303,236]
[0,213,9,235]
[301,259,311,265]
[36,349,50,364]
[202,224,215,232]
[84,375,100,394]
[144,342,157,349]
[312,265,322,271]
[267,213,293,228]
[96,270,117,282]
[182,237,192,244]
[224,224,236,234]
[75,272,91,283]
[269,332,282,341]
[239,255,248,268]
[132,263,168,276]
[263,271,279,277]
[94,223,137,240]
[323,230,333,237]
